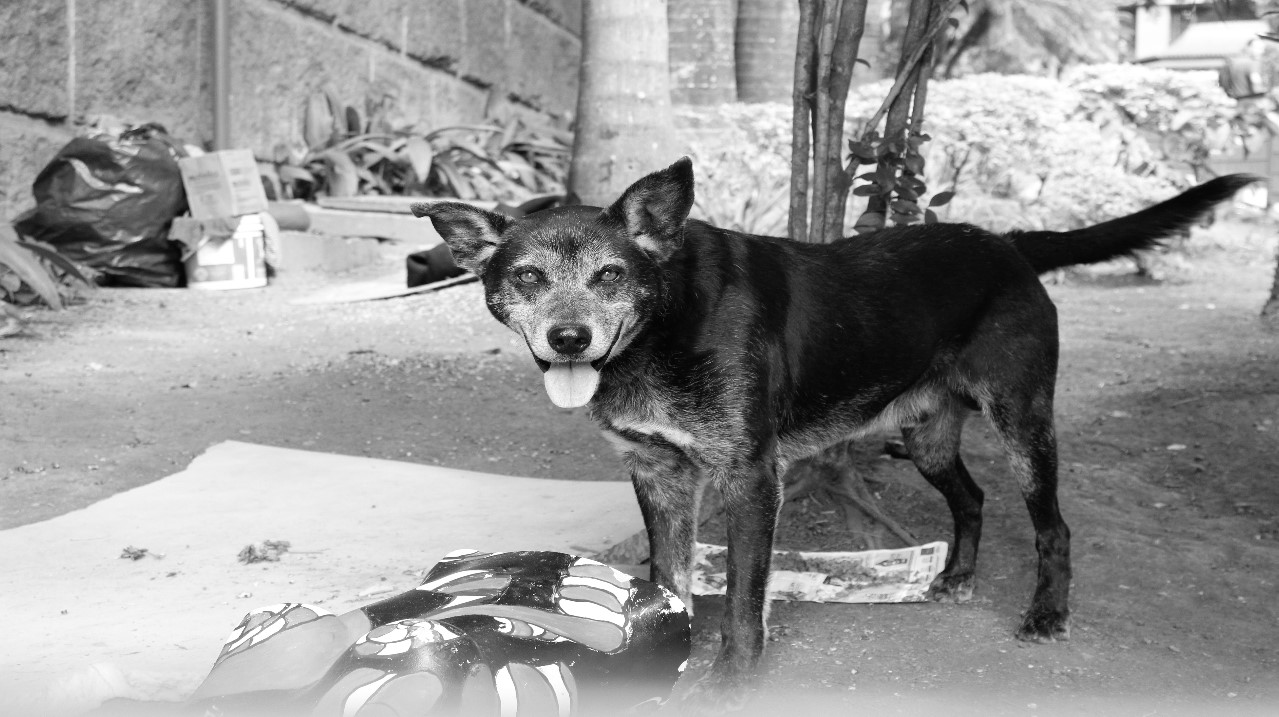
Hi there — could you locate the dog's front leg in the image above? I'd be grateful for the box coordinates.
[622,442,704,612]
[681,459,782,714]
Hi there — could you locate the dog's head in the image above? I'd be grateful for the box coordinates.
[412,158,695,408]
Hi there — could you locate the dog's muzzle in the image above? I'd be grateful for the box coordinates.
[530,323,625,409]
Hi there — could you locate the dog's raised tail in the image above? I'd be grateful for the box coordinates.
[1007,174,1260,274]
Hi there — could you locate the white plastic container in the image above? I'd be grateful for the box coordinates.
[184,214,268,290]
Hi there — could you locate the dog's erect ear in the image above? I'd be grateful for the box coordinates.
[411,202,511,275]
[605,157,694,262]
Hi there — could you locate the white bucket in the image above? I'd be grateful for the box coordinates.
[185,214,268,290]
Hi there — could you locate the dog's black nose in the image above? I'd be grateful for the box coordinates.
[547,324,592,355]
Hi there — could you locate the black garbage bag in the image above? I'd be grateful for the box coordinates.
[405,243,464,287]
[12,124,189,288]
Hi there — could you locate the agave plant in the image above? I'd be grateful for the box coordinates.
[1,225,94,335]
[267,87,571,204]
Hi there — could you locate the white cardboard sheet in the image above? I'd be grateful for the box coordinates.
[0,441,642,712]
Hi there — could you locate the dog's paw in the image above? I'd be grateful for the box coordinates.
[1016,607,1070,643]
[926,572,975,603]
[668,670,749,716]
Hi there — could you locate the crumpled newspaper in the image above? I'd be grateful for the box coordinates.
[691,540,949,603]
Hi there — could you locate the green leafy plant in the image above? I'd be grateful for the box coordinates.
[678,104,842,236]
[684,128,792,237]
[0,225,93,311]
[267,88,571,204]
[1,225,94,336]
[845,73,1079,230]
[683,64,1227,240]
[1065,64,1240,179]
[847,128,955,232]
[845,68,1216,231]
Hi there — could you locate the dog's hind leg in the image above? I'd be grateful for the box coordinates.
[903,394,985,604]
[621,442,704,613]
[984,387,1072,643]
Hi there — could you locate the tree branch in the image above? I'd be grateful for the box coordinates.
[858,0,963,140]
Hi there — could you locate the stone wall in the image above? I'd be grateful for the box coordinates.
[0,0,581,221]
[669,0,738,105]
[1,1,73,221]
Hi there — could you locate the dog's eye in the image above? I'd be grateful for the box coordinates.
[516,269,542,285]
[597,267,622,283]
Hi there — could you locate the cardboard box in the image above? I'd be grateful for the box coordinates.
[177,149,268,220]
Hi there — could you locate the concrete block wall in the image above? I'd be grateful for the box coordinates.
[1,0,580,222]
[1,2,74,221]
[669,0,739,105]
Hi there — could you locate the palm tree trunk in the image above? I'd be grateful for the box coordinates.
[735,0,801,102]
[569,0,681,206]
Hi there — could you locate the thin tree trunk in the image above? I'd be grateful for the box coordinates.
[940,6,994,78]
[815,0,866,241]
[569,0,680,206]
[783,0,957,549]
[788,0,817,240]
[808,0,841,243]
[789,0,868,244]
[784,0,915,549]
[865,0,933,219]
[1262,245,1279,327]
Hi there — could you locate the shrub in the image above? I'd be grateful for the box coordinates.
[1,225,93,337]
[678,104,795,236]
[680,65,1235,237]
[1064,63,1239,177]
[266,88,571,204]
[847,74,1082,197]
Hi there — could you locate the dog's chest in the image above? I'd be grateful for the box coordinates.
[597,403,701,455]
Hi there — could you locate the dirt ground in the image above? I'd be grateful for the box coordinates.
[2,218,1278,715]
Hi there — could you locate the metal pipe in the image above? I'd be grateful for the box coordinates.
[66,0,76,124]
[213,0,231,149]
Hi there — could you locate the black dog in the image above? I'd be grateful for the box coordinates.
[413,160,1253,710]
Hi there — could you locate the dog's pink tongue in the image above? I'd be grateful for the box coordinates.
[543,361,599,408]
